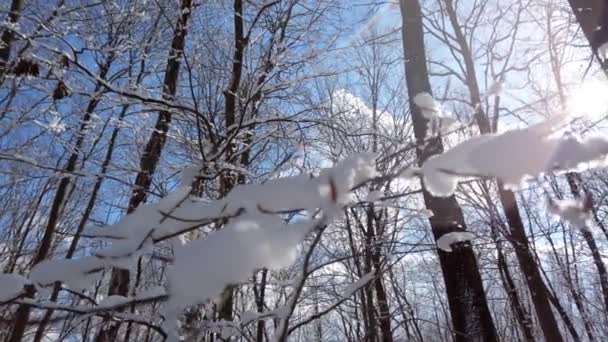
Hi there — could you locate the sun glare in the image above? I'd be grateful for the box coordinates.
[567,80,608,121]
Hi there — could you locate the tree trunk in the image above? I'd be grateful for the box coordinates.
[0,0,23,79]
[498,187,565,342]
[94,1,193,341]
[441,1,565,340]
[388,267,424,342]
[32,103,128,342]
[255,269,268,342]
[216,0,245,323]
[565,0,608,57]
[482,187,534,341]
[399,1,498,341]
[7,61,112,342]
[496,246,535,342]
[363,211,378,342]
[565,172,608,317]
[370,209,393,342]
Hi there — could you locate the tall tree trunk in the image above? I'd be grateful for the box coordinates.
[548,5,608,317]
[32,104,128,342]
[5,181,50,274]
[543,278,582,342]
[388,267,424,342]
[7,61,112,342]
[370,210,393,342]
[345,211,368,341]
[565,0,608,68]
[367,54,393,342]
[482,186,534,341]
[32,32,160,338]
[399,1,498,341]
[496,244,534,342]
[254,269,268,342]
[565,173,608,316]
[523,214,583,342]
[497,188,565,342]
[363,210,378,342]
[0,0,23,79]
[217,0,245,323]
[94,1,193,341]
[441,1,565,340]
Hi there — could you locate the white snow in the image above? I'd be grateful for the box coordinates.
[421,134,494,196]
[436,232,476,252]
[343,271,375,297]
[413,92,439,119]
[465,122,555,185]
[85,154,376,243]
[413,92,460,136]
[240,311,262,325]
[166,212,311,312]
[365,190,383,202]
[48,116,66,133]
[400,166,420,179]
[0,273,29,302]
[98,295,129,308]
[34,155,376,314]
[40,153,377,341]
[30,257,106,290]
[547,135,608,171]
[419,119,608,196]
[432,116,460,134]
[547,197,592,230]
[483,80,504,99]
[417,209,434,218]
[137,286,166,298]
[180,165,200,186]
[599,42,608,59]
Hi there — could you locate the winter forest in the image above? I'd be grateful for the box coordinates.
[3,0,608,341]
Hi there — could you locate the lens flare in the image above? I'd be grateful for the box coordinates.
[566,80,608,120]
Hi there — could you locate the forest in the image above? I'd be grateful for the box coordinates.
[1,0,608,341]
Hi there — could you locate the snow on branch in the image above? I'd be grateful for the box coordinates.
[0,273,29,303]
[342,271,375,297]
[413,92,460,136]
[547,194,593,230]
[0,153,377,340]
[409,100,608,196]
[436,232,476,252]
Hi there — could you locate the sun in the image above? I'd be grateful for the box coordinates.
[566,79,608,121]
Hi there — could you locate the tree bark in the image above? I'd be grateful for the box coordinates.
[255,269,268,342]
[496,245,535,342]
[217,0,245,323]
[482,187,534,341]
[497,187,565,342]
[361,210,378,342]
[441,1,565,340]
[399,1,498,341]
[370,209,393,342]
[7,61,111,342]
[94,1,193,341]
[32,103,129,342]
[0,0,23,79]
